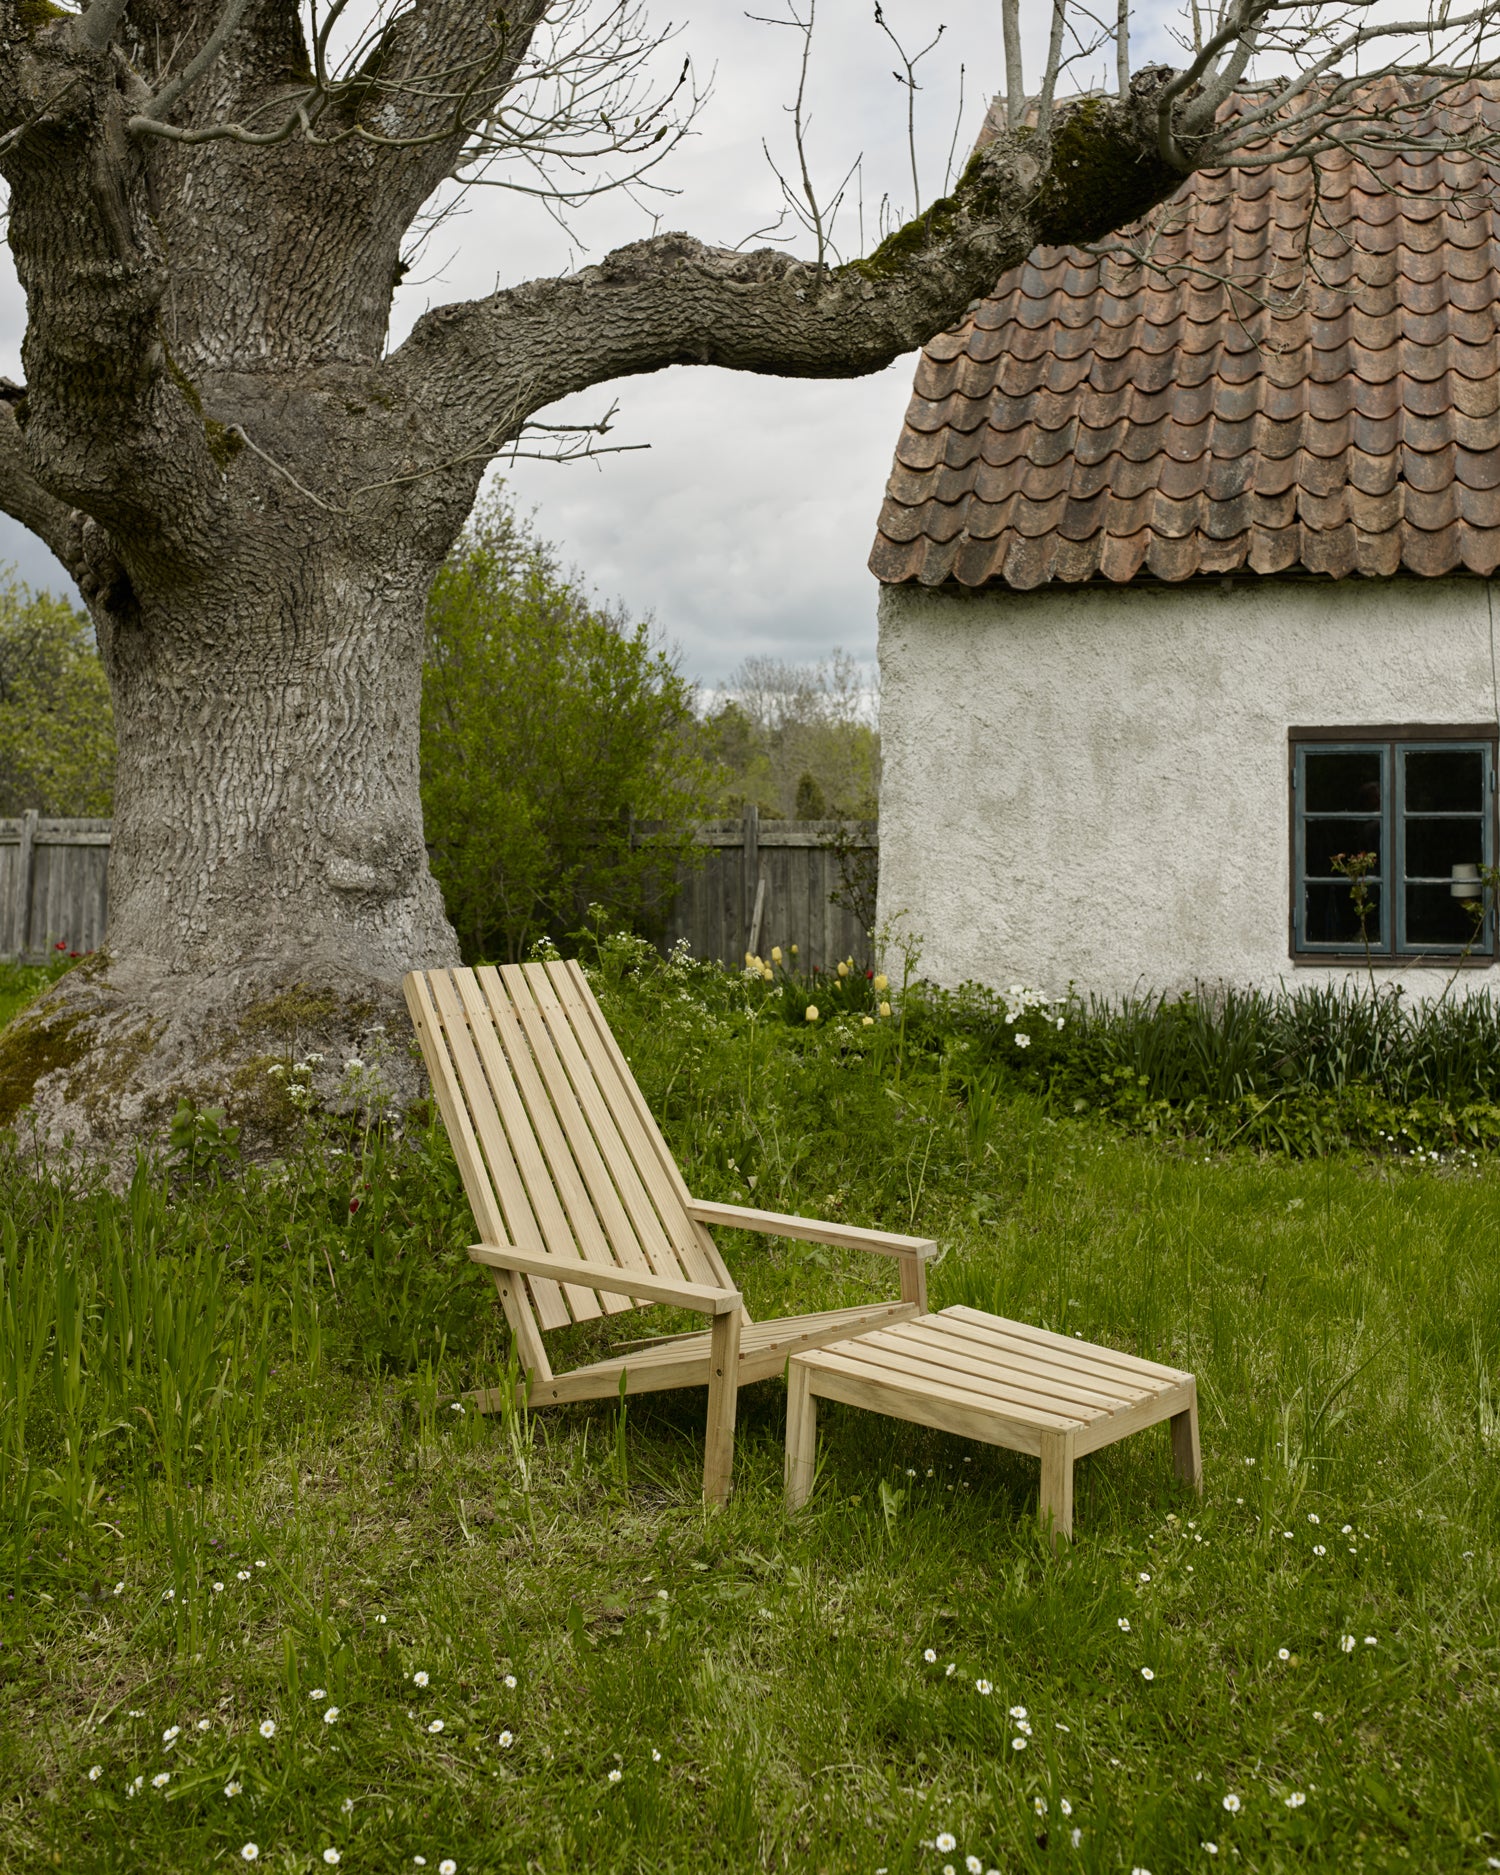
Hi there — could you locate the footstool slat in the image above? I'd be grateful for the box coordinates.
[791,1358,1059,1456]
[785,1306,1201,1544]
[815,1330,1135,1424]
[909,1312,1184,1395]
[804,1342,1088,1436]
[946,1305,1193,1384]
[877,1320,1162,1412]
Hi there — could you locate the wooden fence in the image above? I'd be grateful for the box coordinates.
[0,809,878,970]
[0,812,111,961]
[661,808,877,971]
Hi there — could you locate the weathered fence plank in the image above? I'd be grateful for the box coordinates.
[0,817,112,960]
[0,815,878,971]
[658,814,877,972]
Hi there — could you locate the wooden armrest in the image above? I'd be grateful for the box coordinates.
[686,1201,937,1261]
[469,1243,741,1316]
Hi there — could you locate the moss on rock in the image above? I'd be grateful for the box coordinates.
[0,1006,86,1129]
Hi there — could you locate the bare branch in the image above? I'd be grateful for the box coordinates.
[1002,0,1024,128]
[1116,0,1130,101]
[1035,0,1069,137]
[134,0,258,124]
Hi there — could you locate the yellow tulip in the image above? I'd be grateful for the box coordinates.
[880,1001,892,1018]
[771,946,782,964]
[837,961,849,978]
[805,1005,819,1023]
[873,973,889,992]
[862,1015,875,1027]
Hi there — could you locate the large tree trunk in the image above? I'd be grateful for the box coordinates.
[9,526,463,1165]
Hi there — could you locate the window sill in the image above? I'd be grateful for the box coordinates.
[1290,953,1497,969]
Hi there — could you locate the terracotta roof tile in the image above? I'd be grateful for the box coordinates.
[873,76,1500,587]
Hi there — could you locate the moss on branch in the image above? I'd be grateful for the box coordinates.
[1030,97,1183,246]
[843,97,1182,291]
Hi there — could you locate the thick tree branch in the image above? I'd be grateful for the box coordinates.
[0,383,76,567]
[386,85,1181,440]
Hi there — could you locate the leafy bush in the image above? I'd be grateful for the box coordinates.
[912,977,1500,1158]
[0,577,114,816]
[421,489,711,961]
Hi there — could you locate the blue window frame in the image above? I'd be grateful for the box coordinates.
[1290,726,1497,962]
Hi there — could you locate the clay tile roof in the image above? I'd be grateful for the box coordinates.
[871,77,1500,589]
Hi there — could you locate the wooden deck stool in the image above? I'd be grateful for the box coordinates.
[785,1305,1201,1544]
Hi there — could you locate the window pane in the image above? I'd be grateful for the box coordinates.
[1304,880,1381,946]
[1305,748,1382,814]
[1404,747,1483,813]
[1403,814,1483,880]
[1305,817,1383,877]
[1406,883,1485,947]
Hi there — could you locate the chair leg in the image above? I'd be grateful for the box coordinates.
[702,1309,742,1506]
[1039,1430,1074,1550]
[785,1360,818,1511]
[1171,1385,1202,1495]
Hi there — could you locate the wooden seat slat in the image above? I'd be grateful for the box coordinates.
[462,968,636,1319]
[404,974,554,1379]
[802,1341,1090,1433]
[490,963,661,1301]
[426,971,581,1331]
[801,1333,1103,1429]
[473,1301,923,1406]
[448,968,609,1325]
[873,1318,1161,1413]
[890,1314,1171,1403]
[518,962,702,1289]
[541,960,724,1290]
[558,960,742,1299]
[945,1304,1191,1384]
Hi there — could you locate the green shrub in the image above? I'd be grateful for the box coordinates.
[420,489,711,961]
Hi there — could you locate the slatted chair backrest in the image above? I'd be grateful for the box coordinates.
[404,960,737,1378]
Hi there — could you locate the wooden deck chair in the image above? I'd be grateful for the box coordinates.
[403,960,936,1502]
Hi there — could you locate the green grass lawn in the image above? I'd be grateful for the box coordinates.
[2,943,1498,1873]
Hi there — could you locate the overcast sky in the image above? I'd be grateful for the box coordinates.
[0,1,1182,686]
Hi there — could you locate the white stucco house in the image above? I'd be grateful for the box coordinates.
[872,78,1500,1001]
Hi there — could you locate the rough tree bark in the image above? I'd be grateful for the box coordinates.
[0,1,1323,1161]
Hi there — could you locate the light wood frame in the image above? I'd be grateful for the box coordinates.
[403,961,937,1504]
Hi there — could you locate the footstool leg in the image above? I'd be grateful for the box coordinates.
[785,1360,818,1511]
[1039,1430,1074,1549]
[1170,1384,1202,1495]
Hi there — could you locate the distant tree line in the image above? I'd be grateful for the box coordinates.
[697,650,880,822]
